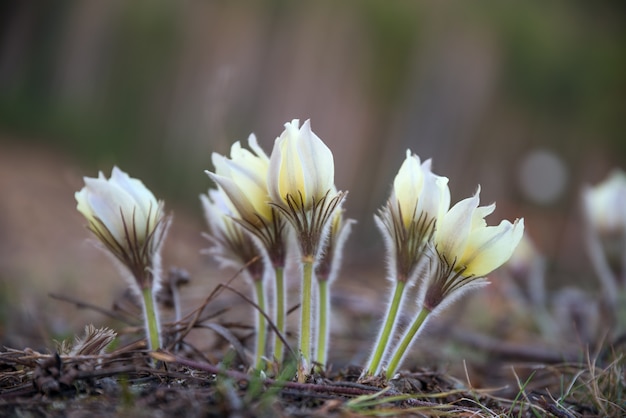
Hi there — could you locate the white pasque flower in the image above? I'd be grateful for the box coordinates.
[421,187,524,312]
[207,134,272,227]
[268,119,335,211]
[435,188,524,278]
[75,166,167,285]
[582,169,626,236]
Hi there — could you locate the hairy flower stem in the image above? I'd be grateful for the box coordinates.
[364,280,406,376]
[315,279,329,371]
[385,307,430,379]
[273,266,286,364]
[141,286,161,354]
[253,279,268,371]
[298,259,314,382]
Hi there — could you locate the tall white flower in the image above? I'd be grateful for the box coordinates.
[75,166,170,352]
[266,119,346,381]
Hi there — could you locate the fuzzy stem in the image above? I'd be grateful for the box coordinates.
[253,279,267,371]
[141,286,161,353]
[364,280,406,376]
[273,266,285,364]
[298,259,314,381]
[315,279,330,371]
[385,307,430,379]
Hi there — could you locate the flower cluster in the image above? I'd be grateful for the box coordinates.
[73,119,524,383]
[205,120,348,379]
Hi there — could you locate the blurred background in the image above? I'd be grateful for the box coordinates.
[1,1,625,357]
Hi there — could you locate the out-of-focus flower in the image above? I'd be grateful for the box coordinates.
[75,166,168,289]
[582,170,626,236]
[502,234,547,309]
[200,188,264,280]
[581,169,626,310]
[268,119,335,213]
[425,188,524,311]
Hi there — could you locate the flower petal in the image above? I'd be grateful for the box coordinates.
[462,218,525,277]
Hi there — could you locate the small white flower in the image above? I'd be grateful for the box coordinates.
[75,167,168,287]
[391,151,450,230]
[377,151,450,284]
[435,188,524,278]
[76,167,162,250]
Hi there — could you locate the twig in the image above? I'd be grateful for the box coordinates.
[48,293,134,325]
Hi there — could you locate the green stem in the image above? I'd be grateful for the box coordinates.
[364,280,406,376]
[299,260,314,378]
[385,307,430,379]
[253,279,267,371]
[315,279,329,370]
[273,267,285,364]
[141,286,161,353]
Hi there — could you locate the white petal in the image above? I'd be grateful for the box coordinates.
[462,218,525,277]
[436,193,479,260]
[110,166,159,223]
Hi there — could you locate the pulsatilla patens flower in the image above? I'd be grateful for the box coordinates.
[267,119,345,260]
[379,151,450,284]
[267,119,346,381]
[75,166,169,290]
[75,166,170,353]
[424,188,525,311]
